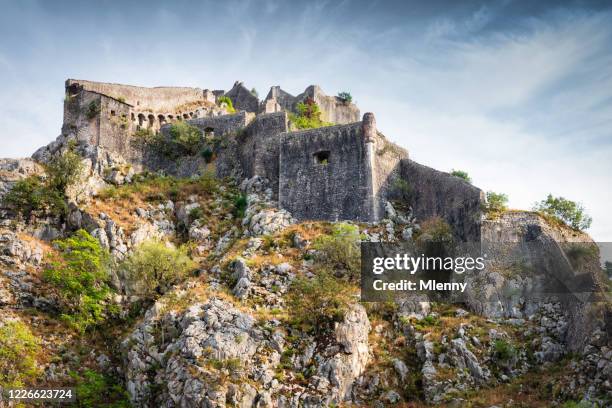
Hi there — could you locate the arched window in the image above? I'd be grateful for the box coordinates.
[138,113,145,127]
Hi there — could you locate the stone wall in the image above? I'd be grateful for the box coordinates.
[62,89,132,158]
[214,112,288,196]
[279,122,373,222]
[263,85,360,125]
[264,86,297,113]
[296,85,360,124]
[399,159,484,241]
[224,81,259,113]
[238,112,288,196]
[369,118,408,219]
[66,79,222,134]
[66,79,212,112]
[188,112,254,137]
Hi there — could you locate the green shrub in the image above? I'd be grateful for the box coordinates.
[485,191,508,214]
[201,147,214,163]
[312,223,361,281]
[391,178,412,201]
[233,194,248,218]
[188,206,204,223]
[337,91,352,104]
[492,339,516,361]
[2,175,67,219]
[121,241,196,299]
[417,217,453,245]
[287,271,352,333]
[217,96,236,113]
[2,149,82,221]
[86,101,100,119]
[450,169,471,183]
[44,230,115,333]
[134,128,154,138]
[533,194,592,230]
[169,122,203,155]
[45,148,84,193]
[289,98,332,129]
[70,369,131,408]
[415,217,454,259]
[0,320,40,387]
[197,170,219,194]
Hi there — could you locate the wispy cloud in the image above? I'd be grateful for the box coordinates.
[0,0,610,240]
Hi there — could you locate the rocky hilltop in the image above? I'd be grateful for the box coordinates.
[0,79,610,407]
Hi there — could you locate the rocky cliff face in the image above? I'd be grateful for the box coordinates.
[0,90,610,407]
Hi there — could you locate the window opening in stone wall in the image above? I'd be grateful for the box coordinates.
[313,150,330,165]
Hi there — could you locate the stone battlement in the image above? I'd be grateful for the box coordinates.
[35,79,484,237]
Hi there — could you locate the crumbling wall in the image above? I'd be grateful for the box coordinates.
[188,112,254,137]
[224,81,259,113]
[296,85,360,124]
[264,86,297,113]
[399,160,484,241]
[279,122,373,221]
[66,79,211,112]
[66,79,221,134]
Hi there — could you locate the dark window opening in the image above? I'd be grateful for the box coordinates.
[110,110,116,116]
[313,150,330,165]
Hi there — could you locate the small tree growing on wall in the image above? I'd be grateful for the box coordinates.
[337,91,352,104]
[533,194,592,230]
[451,169,471,183]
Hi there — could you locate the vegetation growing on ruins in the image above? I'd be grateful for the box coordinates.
[217,95,236,113]
[534,194,592,230]
[451,169,472,183]
[337,91,353,104]
[86,100,101,119]
[43,229,116,333]
[484,191,509,217]
[288,98,332,130]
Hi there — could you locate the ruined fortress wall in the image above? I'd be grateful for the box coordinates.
[372,136,409,218]
[265,86,296,112]
[63,89,132,157]
[188,112,253,136]
[99,96,132,157]
[297,85,360,125]
[239,112,288,196]
[66,79,209,112]
[279,123,373,221]
[225,82,259,113]
[399,159,484,241]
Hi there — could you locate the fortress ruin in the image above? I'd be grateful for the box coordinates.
[37,79,484,241]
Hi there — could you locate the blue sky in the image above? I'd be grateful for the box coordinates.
[1,0,611,241]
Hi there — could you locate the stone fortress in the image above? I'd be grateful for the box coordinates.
[37,79,484,241]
